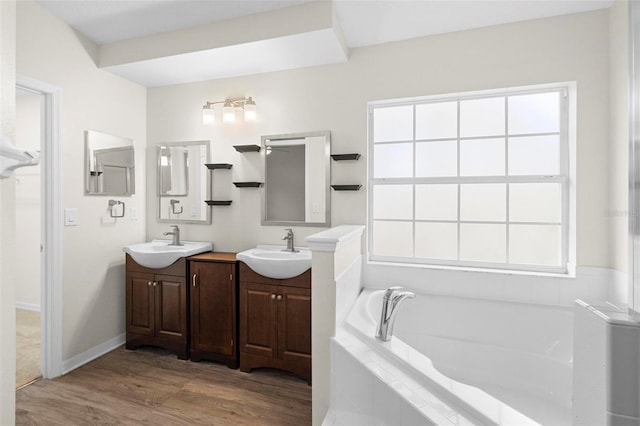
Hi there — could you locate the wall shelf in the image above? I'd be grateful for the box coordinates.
[233,145,261,153]
[233,182,263,188]
[331,185,362,191]
[206,163,233,207]
[205,163,233,170]
[331,153,361,161]
[205,200,232,206]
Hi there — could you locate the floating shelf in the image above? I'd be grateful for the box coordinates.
[233,181,263,188]
[205,200,232,206]
[233,145,261,153]
[205,163,233,170]
[331,153,361,161]
[331,185,362,191]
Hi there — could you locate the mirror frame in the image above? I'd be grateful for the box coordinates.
[261,130,331,227]
[156,140,211,225]
[85,130,135,196]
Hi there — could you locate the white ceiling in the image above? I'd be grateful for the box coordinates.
[36,0,614,86]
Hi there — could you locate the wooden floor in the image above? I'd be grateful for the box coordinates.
[16,346,311,425]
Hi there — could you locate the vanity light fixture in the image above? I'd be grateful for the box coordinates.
[202,96,257,125]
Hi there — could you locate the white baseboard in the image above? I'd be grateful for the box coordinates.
[15,301,41,312]
[61,333,125,375]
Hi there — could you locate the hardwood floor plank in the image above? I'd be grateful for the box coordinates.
[16,346,311,425]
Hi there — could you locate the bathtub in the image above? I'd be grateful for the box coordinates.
[327,288,573,425]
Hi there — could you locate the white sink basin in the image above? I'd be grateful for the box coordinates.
[237,245,311,279]
[123,239,212,269]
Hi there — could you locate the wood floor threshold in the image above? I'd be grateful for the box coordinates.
[16,345,311,425]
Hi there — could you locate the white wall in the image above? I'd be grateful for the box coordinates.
[16,0,147,361]
[609,0,630,307]
[15,93,41,309]
[148,10,611,270]
[0,0,17,421]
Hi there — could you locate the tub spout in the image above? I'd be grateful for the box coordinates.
[376,286,415,342]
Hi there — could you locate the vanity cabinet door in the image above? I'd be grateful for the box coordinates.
[190,261,236,356]
[126,272,155,336]
[277,286,312,363]
[239,282,278,358]
[155,274,187,340]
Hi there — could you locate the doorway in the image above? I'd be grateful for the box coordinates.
[14,87,43,388]
[15,76,63,382]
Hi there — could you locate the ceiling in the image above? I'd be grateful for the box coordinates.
[37,0,614,87]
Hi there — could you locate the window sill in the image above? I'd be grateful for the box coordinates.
[366,258,576,279]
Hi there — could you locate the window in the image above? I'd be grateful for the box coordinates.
[368,83,574,274]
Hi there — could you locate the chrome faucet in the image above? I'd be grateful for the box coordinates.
[281,228,298,252]
[163,225,182,246]
[376,286,415,342]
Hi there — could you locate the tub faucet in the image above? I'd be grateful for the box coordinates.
[163,225,182,246]
[376,286,415,342]
[281,228,298,252]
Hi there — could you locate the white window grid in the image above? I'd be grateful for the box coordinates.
[367,85,571,274]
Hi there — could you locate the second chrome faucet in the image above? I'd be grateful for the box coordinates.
[281,228,298,252]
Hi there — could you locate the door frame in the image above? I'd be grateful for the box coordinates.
[16,75,63,379]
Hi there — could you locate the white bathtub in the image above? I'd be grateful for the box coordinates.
[328,288,573,425]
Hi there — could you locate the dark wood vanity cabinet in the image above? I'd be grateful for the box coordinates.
[125,255,188,359]
[239,262,311,384]
[188,253,238,368]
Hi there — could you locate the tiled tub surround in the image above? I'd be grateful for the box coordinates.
[364,263,625,309]
[325,289,573,425]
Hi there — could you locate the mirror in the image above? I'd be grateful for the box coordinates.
[159,146,189,196]
[85,130,135,195]
[262,131,331,227]
[157,140,210,224]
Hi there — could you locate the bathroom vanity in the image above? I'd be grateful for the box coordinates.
[125,254,189,359]
[124,237,312,382]
[238,262,312,384]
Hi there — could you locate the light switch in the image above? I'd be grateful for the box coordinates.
[64,208,78,226]
[131,207,139,221]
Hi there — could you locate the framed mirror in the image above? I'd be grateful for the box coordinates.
[262,131,331,227]
[85,130,135,195]
[157,140,211,224]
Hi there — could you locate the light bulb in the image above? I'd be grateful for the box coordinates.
[244,102,257,122]
[202,105,215,125]
[222,101,235,123]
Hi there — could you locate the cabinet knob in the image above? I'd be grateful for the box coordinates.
[192,274,198,287]
[147,281,152,286]
[153,281,158,287]
[276,294,283,301]
[271,294,276,300]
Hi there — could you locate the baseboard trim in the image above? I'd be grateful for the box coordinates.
[15,302,41,312]
[61,333,125,375]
